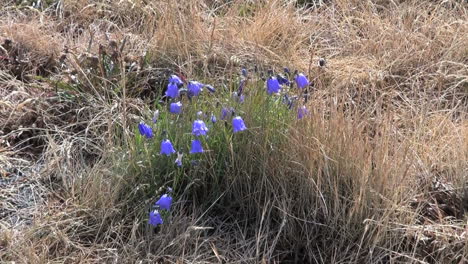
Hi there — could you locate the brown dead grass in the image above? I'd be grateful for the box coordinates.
[1,0,467,263]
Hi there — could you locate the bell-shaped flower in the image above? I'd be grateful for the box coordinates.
[221,107,230,120]
[241,68,248,77]
[277,74,290,86]
[295,73,309,89]
[192,119,209,137]
[190,139,204,154]
[169,74,183,85]
[155,194,173,211]
[175,152,183,167]
[267,77,281,95]
[211,113,217,123]
[170,101,182,114]
[138,122,153,138]
[232,116,247,133]
[149,210,163,226]
[238,79,246,95]
[188,81,204,97]
[165,82,179,98]
[160,139,176,156]
[297,106,308,119]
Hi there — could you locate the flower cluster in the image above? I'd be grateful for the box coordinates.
[141,68,310,227]
[266,69,311,115]
[149,192,173,227]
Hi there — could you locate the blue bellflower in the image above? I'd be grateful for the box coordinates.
[138,122,153,138]
[175,152,183,167]
[295,73,309,89]
[211,113,217,123]
[169,74,183,85]
[170,101,182,114]
[232,116,247,133]
[267,77,281,95]
[166,82,179,98]
[221,107,230,120]
[155,194,173,211]
[298,106,308,119]
[241,68,248,77]
[192,119,209,136]
[149,210,163,226]
[160,139,176,156]
[188,81,204,97]
[190,139,204,154]
[277,74,290,85]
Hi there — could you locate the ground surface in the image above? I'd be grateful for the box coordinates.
[1,0,467,263]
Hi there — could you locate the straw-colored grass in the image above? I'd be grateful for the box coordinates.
[1,0,467,263]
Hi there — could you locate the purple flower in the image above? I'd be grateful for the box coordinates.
[169,101,182,114]
[138,122,153,138]
[295,73,309,89]
[166,82,179,98]
[267,77,281,95]
[192,119,209,136]
[169,74,183,85]
[190,139,204,154]
[241,68,248,77]
[298,106,308,119]
[277,74,290,85]
[175,152,183,167]
[160,139,176,156]
[237,79,246,96]
[211,113,217,123]
[149,210,163,226]
[155,194,173,211]
[188,81,204,97]
[232,116,247,133]
[221,108,230,120]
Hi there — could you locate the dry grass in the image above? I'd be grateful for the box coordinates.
[1,0,467,263]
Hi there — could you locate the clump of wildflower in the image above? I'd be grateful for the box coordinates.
[170,101,182,114]
[232,116,247,133]
[160,139,176,156]
[190,139,204,154]
[138,122,153,138]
